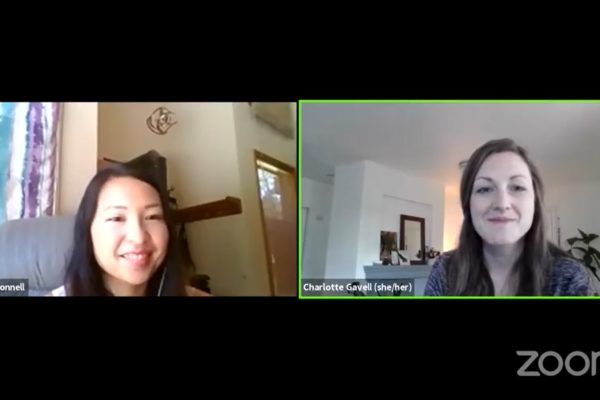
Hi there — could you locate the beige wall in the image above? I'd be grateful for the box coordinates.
[98,102,248,295]
[57,102,98,215]
[232,102,297,295]
[97,102,297,295]
[57,102,297,295]
[443,185,463,252]
[98,102,175,183]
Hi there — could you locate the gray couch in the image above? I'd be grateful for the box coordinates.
[0,215,75,296]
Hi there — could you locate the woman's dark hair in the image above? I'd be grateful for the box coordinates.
[64,162,186,296]
[447,138,567,295]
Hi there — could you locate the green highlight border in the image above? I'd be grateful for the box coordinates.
[298,101,303,297]
[297,99,600,299]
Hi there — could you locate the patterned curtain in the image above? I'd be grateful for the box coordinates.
[0,102,61,224]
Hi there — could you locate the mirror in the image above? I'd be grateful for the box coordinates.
[400,214,425,265]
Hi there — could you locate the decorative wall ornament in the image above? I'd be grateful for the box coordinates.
[147,106,177,135]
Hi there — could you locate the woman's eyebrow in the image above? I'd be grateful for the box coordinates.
[475,175,528,182]
[101,204,161,211]
[102,205,127,211]
[509,174,528,180]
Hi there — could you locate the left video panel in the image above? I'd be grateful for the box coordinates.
[0,102,297,297]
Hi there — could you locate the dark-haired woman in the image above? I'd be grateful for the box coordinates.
[49,163,209,296]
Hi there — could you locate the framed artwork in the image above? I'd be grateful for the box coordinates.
[380,231,397,262]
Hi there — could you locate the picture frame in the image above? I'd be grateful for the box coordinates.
[380,231,397,262]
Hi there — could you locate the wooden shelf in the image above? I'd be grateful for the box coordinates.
[172,196,242,224]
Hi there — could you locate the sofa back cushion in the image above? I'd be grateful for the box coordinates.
[0,215,75,293]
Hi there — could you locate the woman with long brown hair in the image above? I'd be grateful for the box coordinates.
[425,138,592,296]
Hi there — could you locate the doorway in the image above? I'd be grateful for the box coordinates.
[254,150,296,296]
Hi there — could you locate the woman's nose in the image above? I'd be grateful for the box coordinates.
[493,189,511,211]
[125,219,148,243]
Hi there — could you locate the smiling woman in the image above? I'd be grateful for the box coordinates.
[48,162,207,296]
[424,138,594,296]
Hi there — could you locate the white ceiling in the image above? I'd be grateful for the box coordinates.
[301,102,600,188]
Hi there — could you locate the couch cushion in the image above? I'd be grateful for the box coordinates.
[0,215,75,292]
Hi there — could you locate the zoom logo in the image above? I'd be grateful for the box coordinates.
[516,350,600,376]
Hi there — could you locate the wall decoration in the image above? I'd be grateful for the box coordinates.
[380,231,397,263]
[0,102,61,223]
[147,106,177,135]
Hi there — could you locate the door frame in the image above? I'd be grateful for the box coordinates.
[253,150,296,296]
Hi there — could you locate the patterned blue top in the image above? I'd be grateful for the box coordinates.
[424,252,595,296]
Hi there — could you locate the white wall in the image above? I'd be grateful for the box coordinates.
[443,185,463,251]
[301,178,333,279]
[546,181,600,249]
[231,102,297,295]
[325,160,445,280]
[57,102,98,215]
[98,102,246,296]
[324,162,366,279]
[356,161,444,278]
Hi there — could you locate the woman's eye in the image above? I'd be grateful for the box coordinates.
[475,187,492,194]
[147,214,164,220]
[512,185,526,192]
[106,216,124,222]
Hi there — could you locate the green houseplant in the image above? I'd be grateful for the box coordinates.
[565,229,600,293]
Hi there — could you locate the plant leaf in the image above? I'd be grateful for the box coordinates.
[590,249,600,268]
[584,253,593,266]
[589,246,600,257]
[566,237,580,246]
[592,253,600,269]
[578,228,588,241]
[573,246,588,255]
[588,233,599,243]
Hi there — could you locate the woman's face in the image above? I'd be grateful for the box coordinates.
[90,177,169,292]
[470,152,536,246]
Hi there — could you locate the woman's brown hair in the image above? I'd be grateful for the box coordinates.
[447,138,565,295]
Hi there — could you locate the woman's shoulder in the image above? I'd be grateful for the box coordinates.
[46,285,67,297]
[435,251,454,267]
[549,256,595,295]
[429,251,454,274]
[45,285,212,296]
[551,256,588,280]
[185,285,212,297]
[423,251,453,296]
